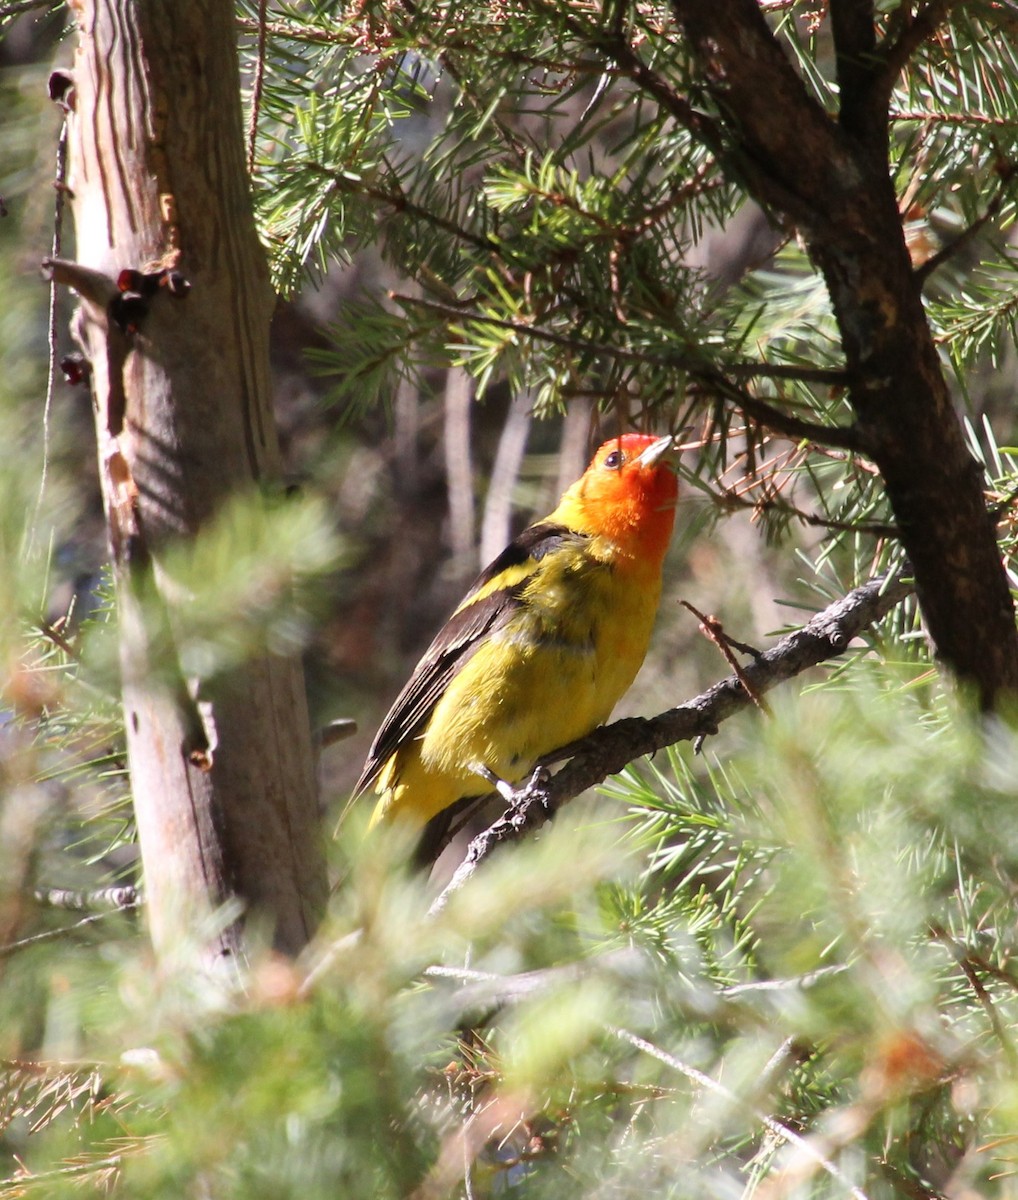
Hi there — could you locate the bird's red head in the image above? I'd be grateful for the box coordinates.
[551,434,680,563]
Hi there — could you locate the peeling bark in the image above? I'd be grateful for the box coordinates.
[60,0,326,960]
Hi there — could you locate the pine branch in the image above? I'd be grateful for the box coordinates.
[719,381,863,452]
[879,0,955,86]
[391,292,861,450]
[830,0,880,140]
[430,574,913,910]
[673,0,1018,708]
[395,0,533,163]
[594,30,727,159]
[889,110,1018,127]
[670,0,851,227]
[308,166,499,255]
[388,294,850,388]
[611,1029,871,1200]
[915,162,1018,287]
[702,476,897,537]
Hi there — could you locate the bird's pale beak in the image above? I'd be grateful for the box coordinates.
[634,435,680,469]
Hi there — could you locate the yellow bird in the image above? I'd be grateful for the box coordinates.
[354,433,680,856]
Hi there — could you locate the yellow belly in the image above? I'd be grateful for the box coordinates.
[372,550,662,828]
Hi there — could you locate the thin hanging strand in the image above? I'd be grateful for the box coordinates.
[27,118,68,560]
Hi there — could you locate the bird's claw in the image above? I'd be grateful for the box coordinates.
[509,764,552,814]
[471,761,550,808]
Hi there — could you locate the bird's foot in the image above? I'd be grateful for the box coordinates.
[469,762,516,803]
[469,761,552,816]
[508,764,552,815]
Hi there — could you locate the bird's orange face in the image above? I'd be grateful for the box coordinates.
[587,434,679,499]
[567,434,680,559]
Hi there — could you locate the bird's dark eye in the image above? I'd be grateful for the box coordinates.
[604,449,625,470]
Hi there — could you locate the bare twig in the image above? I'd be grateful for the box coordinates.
[0,909,137,959]
[40,257,118,312]
[612,1027,872,1200]
[430,574,913,911]
[681,600,772,712]
[246,0,269,176]
[0,0,52,16]
[34,886,142,912]
[28,121,69,557]
[915,163,1018,286]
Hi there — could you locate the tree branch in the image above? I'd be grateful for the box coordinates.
[0,0,52,16]
[594,31,727,160]
[391,292,863,452]
[399,292,845,384]
[671,0,855,230]
[714,378,864,453]
[430,574,913,911]
[879,0,954,86]
[830,0,879,140]
[672,0,1018,709]
[915,162,1018,287]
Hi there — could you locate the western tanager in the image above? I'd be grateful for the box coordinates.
[354,433,680,853]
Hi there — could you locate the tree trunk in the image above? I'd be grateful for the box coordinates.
[58,0,327,961]
[673,0,1018,709]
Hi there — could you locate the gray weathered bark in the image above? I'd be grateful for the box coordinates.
[55,0,326,961]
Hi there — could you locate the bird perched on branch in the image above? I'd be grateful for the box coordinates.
[353,433,681,859]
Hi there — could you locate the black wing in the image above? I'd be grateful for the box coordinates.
[354,521,588,795]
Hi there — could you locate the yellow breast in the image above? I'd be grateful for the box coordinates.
[374,539,663,827]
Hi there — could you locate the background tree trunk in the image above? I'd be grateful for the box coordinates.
[61,0,326,961]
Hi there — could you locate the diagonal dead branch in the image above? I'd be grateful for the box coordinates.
[430,573,913,912]
[681,599,772,713]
